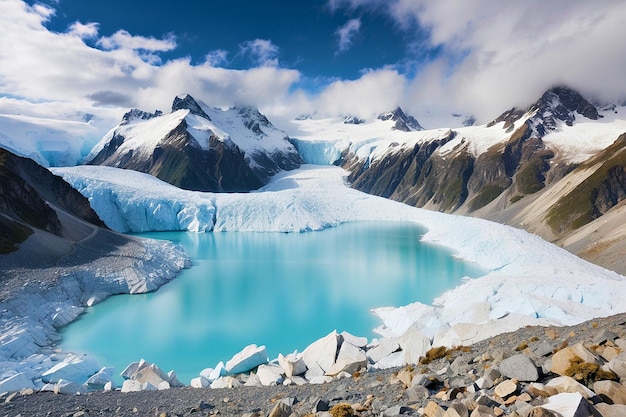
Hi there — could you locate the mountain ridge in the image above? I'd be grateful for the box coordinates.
[86,94,302,192]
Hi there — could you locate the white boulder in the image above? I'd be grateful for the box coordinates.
[366,338,400,364]
[325,342,367,376]
[278,353,307,378]
[190,376,209,388]
[302,331,339,373]
[341,331,368,348]
[85,367,115,390]
[225,344,268,374]
[256,364,285,386]
[400,327,432,365]
[41,353,101,384]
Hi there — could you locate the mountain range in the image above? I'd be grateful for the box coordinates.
[1,86,625,275]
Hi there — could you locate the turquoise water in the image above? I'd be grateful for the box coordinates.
[60,222,485,384]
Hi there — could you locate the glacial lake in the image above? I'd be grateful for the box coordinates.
[60,221,486,384]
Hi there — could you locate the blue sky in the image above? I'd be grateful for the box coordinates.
[2,0,626,133]
[34,0,425,83]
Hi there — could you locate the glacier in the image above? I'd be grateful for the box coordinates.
[53,164,626,333]
[4,162,625,393]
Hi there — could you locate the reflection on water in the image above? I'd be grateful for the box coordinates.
[60,221,485,383]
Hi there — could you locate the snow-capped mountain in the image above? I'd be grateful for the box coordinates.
[86,94,301,192]
[290,86,626,274]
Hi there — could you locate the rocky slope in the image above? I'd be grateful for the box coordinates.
[0,146,104,256]
[86,94,302,192]
[303,87,626,274]
[3,313,626,417]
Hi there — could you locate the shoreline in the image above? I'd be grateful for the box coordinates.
[2,165,626,394]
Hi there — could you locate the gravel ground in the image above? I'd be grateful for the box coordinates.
[2,312,625,417]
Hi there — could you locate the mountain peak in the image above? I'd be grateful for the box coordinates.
[172,94,211,120]
[121,108,163,125]
[378,107,423,132]
[528,86,599,135]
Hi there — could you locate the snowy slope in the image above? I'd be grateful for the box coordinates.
[0,113,101,167]
[289,105,626,167]
[54,164,626,347]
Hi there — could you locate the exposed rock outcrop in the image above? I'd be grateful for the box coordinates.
[87,94,301,192]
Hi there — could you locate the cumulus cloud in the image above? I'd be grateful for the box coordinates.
[85,90,133,107]
[335,18,361,54]
[239,39,280,67]
[314,68,406,118]
[329,0,626,121]
[205,49,229,67]
[67,21,99,39]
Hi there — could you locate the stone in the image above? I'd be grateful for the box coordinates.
[121,379,156,393]
[210,376,241,389]
[401,326,432,365]
[256,364,284,386]
[594,329,618,345]
[326,342,367,376]
[41,353,101,384]
[598,346,620,362]
[528,408,560,417]
[470,405,496,416]
[608,352,626,379]
[367,338,400,364]
[545,376,596,399]
[423,400,446,417]
[500,354,539,382]
[190,376,209,388]
[268,401,292,417]
[405,385,429,402]
[375,351,406,369]
[301,331,339,373]
[494,379,518,399]
[383,405,412,416]
[444,403,469,417]
[120,359,149,379]
[397,368,414,386]
[53,379,86,395]
[132,364,170,388]
[224,344,268,374]
[552,344,601,376]
[277,353,307,378]
[595,403,626,417]
[532,341,555,358]
[244,373,262,387]
[85,367,115,390]
[540,392,602,417]
[341,331,368,348]
[593,380,626,405]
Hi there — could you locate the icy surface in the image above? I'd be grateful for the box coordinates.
[5,163,626,392]
[0,113,101,167]
[53,165,626,340]
[288,105,626,166]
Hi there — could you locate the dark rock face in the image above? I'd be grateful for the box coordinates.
[0,147,104,253]
[528,86,599,135]
[344,87,600,215]
[548,133,626,232]
[171,94,211,120]
[121,109,162,125]
[378,107,423,132]
[87,94,301,192]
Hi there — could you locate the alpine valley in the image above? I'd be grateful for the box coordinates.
[1,86,626,394]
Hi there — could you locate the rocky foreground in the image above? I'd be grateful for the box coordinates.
[2,313,626,417]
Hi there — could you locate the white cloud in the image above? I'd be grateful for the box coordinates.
[335,18,361,54]
[205,49,229,67]
[329,0,626,122]
[239,39,280,67]
[314,68,406,118]
[67,21,99,39]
